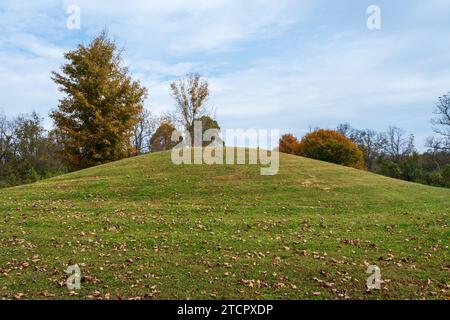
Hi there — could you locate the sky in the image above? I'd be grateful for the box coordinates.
[1,0,450,149]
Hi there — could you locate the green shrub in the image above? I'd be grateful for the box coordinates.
[442,165,450,186]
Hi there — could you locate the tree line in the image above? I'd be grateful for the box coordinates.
[0,112,64,187]
[279,96,450,188]
[1,31,449,188]
[0,32,219,187]
[340,123,449,187]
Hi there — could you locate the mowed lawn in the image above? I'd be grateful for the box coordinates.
[0,149,449,300]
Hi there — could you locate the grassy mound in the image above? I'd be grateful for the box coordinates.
[0,149,448,299]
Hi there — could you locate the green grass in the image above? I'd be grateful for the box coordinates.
[0,149,449,300]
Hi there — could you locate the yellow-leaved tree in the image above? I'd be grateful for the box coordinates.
[50,32,147,170]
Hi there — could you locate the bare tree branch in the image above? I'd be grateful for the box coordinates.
[170,73,210,141]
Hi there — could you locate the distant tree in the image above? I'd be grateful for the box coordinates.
[351,129,384,170]
[150,122,178,152]
[297,129,365,169]
[15,113,65,178]
[427,93,450,151]
[0,112,65,187]
[132,109,157,155]
[13,113,45,162]
[442,165,450,186]
[426,136,446,152]
[188,115,222,147]
[170,73,210,141]
[399,152,423,182]
[50,32,147,170]
[424,139,450,173]
[337,123,449,188]
[380,126,415,163]
[336,123,352,137]
[279,134,300,154]
[337,123,386,170]
[0,113,14,166]
[43,130,66,175]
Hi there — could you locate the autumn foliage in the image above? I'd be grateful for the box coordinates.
[279,134,300,154]
[150,123,178,152]
[297,129,365,169]
[50,32,147,170]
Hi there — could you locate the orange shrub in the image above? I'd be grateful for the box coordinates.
[279,134,300,154]
[297,129,365,169]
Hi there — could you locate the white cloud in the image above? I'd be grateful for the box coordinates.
[64,0,318,54]
[8,33,64,59]
[198,31,450,150]
[0,0,449,151]
[128,59,197,78]
[0,50,62,120]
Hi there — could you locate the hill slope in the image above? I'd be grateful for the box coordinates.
[0,149,449,299]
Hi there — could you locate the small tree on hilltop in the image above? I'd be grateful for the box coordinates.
[297,129,365,169]
[150,122,178,152]
[279,134,300,154]
[170,73,210,142]
[188,115,222,147]
[51,32,148,170]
